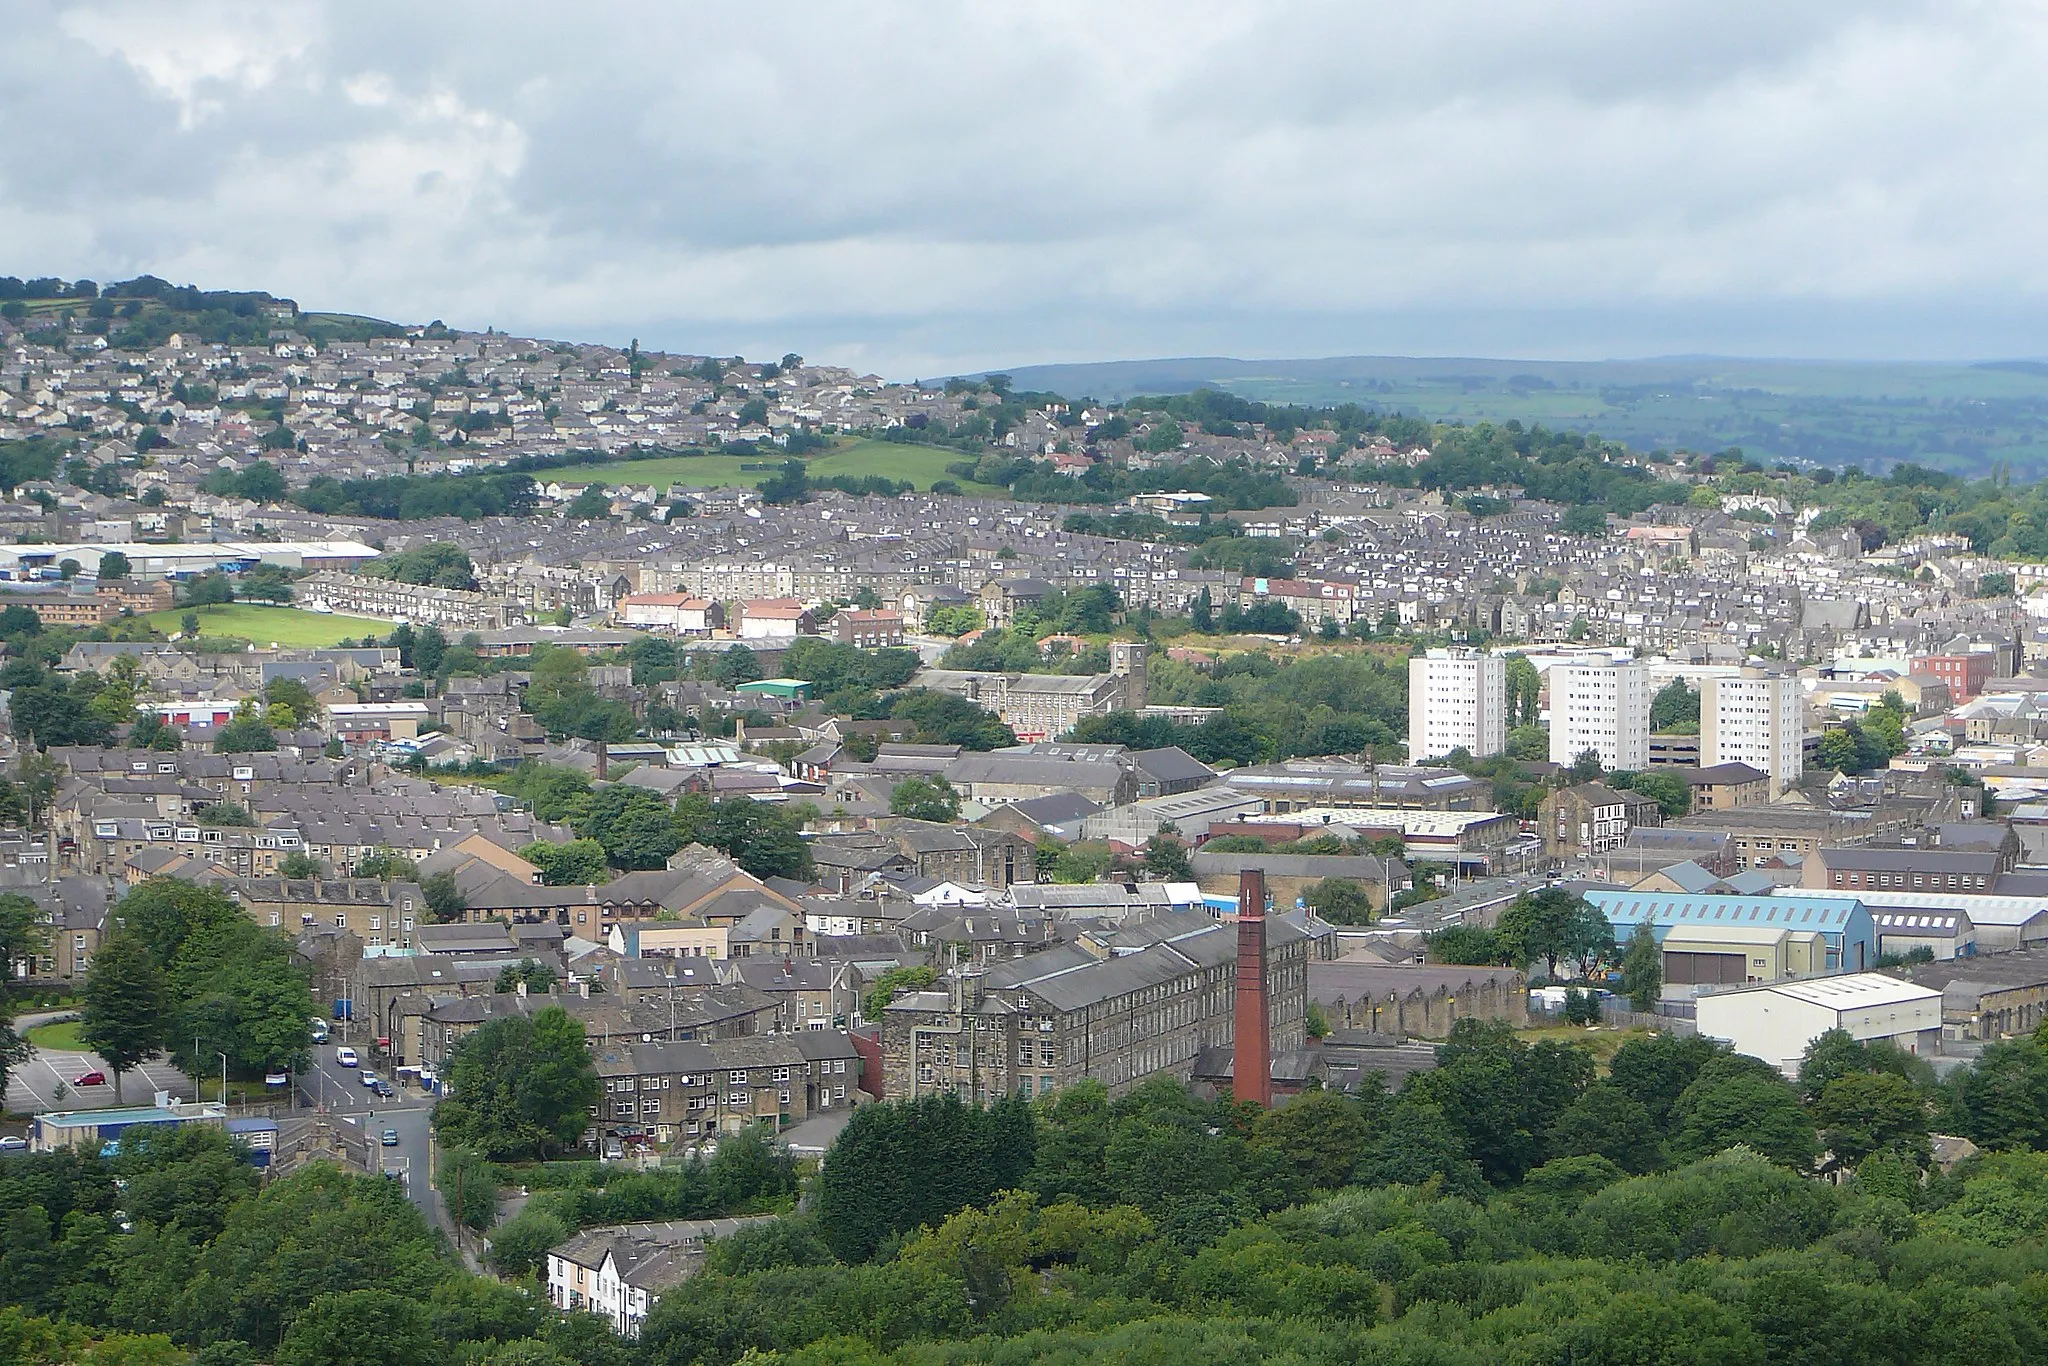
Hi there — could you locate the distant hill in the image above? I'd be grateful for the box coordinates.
[0,273,407,350]
[983,353,2048,478]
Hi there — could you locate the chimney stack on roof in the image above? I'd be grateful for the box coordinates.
[1233,867,1272,1107]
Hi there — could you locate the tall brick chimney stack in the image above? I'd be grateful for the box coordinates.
[1233,868,1272,1107]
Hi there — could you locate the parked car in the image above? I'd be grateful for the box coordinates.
[359,1070,380,1088]
[72,1071,107,1087]
[0,1136,27,1152]
[380,1129,399,1147]
[335,1047,359,1068]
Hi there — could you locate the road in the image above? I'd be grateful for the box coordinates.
[6,1025,454,1243]
[297,1042,449,1236]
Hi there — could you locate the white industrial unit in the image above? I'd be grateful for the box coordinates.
[1694,973,1943,1074]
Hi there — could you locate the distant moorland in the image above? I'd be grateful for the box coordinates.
[987,354,2048,478]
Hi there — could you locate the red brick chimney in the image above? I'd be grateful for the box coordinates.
[1233,868,1272,1107]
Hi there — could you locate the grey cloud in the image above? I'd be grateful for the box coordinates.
[0,0,2043,375]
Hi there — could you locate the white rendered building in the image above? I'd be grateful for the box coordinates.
[1548,658,1650,772]
[1694,973,1942,1075]
[1408,648,1508,759]
[1702,667,1803,795]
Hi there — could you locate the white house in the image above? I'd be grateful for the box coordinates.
[546,1217,776,1338]
[615,593,722,635]
[737,598,812,642]
[1694,973,1944,1075]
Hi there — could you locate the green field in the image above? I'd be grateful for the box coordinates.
[144,603,395,647]
[25,1019,85,1050]
[568,438,1004,494]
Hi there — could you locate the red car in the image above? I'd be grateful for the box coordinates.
[72,1070,107,1087]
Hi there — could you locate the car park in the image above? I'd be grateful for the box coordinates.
[381,1129,399,1147]
[335,1047,359,1068]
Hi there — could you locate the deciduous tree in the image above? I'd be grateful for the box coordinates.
[433,1007,600,1161]
[79,933,167,1102]
[1618,922,1662,1010]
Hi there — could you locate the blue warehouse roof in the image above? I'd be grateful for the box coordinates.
[1584,891,1871,939]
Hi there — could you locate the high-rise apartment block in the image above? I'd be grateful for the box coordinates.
[1701,666,1803,796]
[1407,648,1508,760]
[1549,658,1650,772]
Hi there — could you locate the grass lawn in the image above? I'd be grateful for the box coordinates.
[143,603,395,647]
[25,1019,85,1050]
[571,438,1006,494]
[1517,1023,1658,1075]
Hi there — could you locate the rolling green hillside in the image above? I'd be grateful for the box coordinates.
[992,354,2048,477]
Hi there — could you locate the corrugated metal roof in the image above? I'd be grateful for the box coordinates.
[1587,890,1867,931]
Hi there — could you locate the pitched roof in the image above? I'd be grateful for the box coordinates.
[1586,889,1870,934]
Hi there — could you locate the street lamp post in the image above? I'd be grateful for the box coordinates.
[217,1052,229,1113]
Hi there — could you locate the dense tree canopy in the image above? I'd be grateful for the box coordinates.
[433,1006,601,1160]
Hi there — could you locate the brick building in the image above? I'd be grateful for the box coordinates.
[826,609,905,648]
[587,1031,862,1145]
[880,912,1309,1103]
[1911,652,1994,703]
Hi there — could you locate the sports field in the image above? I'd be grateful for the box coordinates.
[571,438,1004,494]
[144,603,395,647]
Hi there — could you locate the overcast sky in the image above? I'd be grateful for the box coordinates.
[5,1,2044,376]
